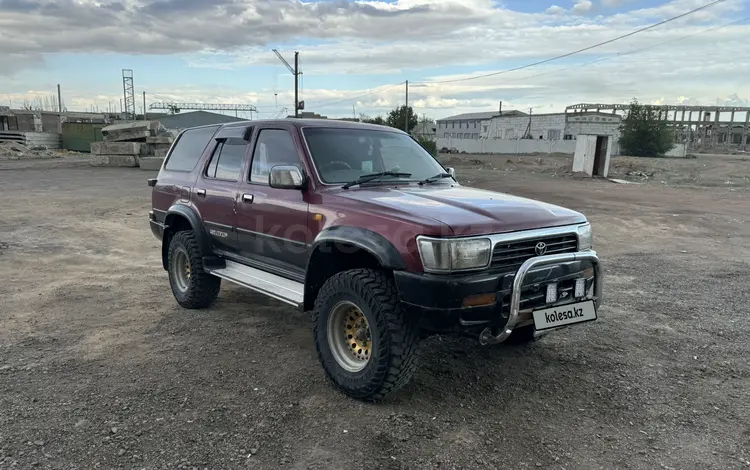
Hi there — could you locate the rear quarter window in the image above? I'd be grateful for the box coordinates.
[164,125,221,172]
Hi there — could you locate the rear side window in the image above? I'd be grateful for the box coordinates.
[164,125,220,172]
[205,138,249,181]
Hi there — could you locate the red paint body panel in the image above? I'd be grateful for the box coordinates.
[151,119,587,275]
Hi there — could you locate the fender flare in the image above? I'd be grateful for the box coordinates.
[162,204,212,268]
[303,226,407,310]
[307,226,406,271]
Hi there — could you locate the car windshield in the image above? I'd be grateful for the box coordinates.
[302,127,447,185]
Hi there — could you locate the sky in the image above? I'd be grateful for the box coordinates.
[1,0,749,120]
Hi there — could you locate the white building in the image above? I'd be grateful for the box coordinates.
[482,111,622,142]
[436,110,527,140]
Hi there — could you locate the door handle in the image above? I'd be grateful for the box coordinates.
[195,189,206,197]
[242,193,254,203]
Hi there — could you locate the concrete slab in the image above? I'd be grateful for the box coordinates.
[102,121,160,135]
[153,148,169,158]
[91,141,145,155]
[146,136,174,145]
[90,155,138,167]
[103,130,152,142]
[139,157,164,171]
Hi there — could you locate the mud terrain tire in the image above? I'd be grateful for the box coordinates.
[167,231,221,309]
[312,269,420,401]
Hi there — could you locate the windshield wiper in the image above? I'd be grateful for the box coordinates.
[342,171,412,189]
[418,172,453,185]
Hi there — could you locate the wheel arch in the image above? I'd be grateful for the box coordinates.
[161,204,212,270]
[304,226,406,311]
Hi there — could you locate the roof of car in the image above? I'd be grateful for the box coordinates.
[219,119,405,133]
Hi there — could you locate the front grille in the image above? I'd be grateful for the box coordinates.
[490,234,578,272]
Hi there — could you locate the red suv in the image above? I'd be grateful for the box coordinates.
[148,119,602,400]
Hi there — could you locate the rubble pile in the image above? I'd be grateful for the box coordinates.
[90,121,175,170]
[0,142,58,160]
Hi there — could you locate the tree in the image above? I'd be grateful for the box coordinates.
[359,114,386,126]
[619,99,674,157]
[386,105,418,133]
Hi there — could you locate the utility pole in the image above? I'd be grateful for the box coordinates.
[405,80,409,133]
[294,52,299,118]
[57,84,62,113]
[273,49,302,118]
[142,91,147,120]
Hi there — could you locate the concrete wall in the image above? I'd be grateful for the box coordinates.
[483,112,622,141]
[665,144,687,158]
[436,120,484,139]
[14,114,36,132]
[24,132,61,149]
[0,131,61,149]
[41,113,60,132]
[437,137,577,154]
[484,114,567,140]
[566,113,621,135]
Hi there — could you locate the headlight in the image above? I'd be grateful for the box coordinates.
[417,237,492,273]
[577,223,593,250]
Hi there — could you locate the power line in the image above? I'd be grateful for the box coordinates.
[414,0,729,84]
[492,16,750,86]
[306,82,405,108]
[288,15,746,112]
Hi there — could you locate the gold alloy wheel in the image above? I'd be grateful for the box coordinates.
[327,301,373,372]
[172,248,191,292]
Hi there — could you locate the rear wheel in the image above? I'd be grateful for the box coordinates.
[312,269,420,401]
[167,231,221,309]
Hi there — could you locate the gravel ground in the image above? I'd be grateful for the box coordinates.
[0,157,748,470]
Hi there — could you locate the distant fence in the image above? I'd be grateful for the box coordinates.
[438,137,688,158]
[437,138,577,155]
[665,144,687,158]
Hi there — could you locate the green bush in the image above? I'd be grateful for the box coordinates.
[415,135,437,156]
[619,99,674,157]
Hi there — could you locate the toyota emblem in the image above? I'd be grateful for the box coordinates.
[535,241,547,256]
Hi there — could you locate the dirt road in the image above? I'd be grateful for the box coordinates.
[0,158,748,469]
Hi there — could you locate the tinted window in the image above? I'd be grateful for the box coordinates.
[164,125,220,172]
[250,129,301,184]
[205,138,248,181]
[303,128,445,184]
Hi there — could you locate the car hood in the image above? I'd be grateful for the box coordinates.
[330,184,586,236]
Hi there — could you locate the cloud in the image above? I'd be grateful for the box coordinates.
[1,0,749,118]
[573,0,593,14]
[602,0,624,6]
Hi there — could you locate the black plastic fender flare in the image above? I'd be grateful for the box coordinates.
[162,204,212,269]
[307,225,407,271]
[303,226,407,310]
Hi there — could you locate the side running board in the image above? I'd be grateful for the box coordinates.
[206,260,304,308]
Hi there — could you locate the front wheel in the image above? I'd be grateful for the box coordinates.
[312,269,420,401]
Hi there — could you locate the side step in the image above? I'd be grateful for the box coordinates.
[206,260,304,308]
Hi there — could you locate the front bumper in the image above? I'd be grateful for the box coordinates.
[393,251,602,342]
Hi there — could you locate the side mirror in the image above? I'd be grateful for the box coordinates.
[269,165,305,189]
[447,167,456,177]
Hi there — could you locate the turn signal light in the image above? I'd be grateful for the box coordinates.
[462,293,496,307]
